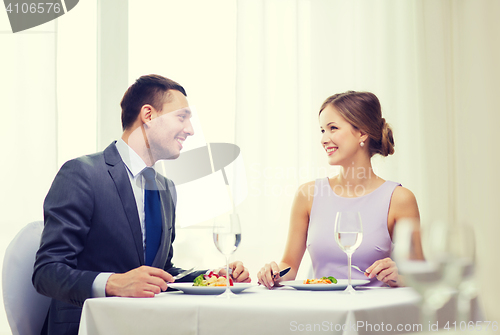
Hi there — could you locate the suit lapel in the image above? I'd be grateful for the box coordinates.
[104,143,145,265]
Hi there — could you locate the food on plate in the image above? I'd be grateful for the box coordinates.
[193,271,233,287]
[303,276,337,284]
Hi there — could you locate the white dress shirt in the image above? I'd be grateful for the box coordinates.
[91,139,153,297]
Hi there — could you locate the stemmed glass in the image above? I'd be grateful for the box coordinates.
[439,222,476,323]
[393,219,477,325]
[213,212,241,298]
[392,219,464,326]
[334,211,363,294]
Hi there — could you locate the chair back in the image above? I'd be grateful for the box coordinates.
[2,221,51,335]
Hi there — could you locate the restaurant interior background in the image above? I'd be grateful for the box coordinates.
[1,0,499,332]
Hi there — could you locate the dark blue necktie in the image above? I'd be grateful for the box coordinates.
[142,167,162,266]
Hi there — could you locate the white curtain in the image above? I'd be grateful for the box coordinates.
[0,19,58,335]
[235,0,432,274]
[233,0,500,322]
[0,2,97,333]
[1,1,499,332]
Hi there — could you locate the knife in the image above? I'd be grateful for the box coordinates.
[273,267,291,279]
[257,267,291,287]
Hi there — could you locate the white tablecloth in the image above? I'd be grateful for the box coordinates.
[79,286,462,335]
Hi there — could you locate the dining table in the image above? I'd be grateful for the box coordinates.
[78,281,483,335]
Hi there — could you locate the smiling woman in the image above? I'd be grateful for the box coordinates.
[318,92,396,197]
[257,90,421,289]
[320,91,394,159]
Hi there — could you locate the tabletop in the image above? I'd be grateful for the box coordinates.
[78,285,475,335]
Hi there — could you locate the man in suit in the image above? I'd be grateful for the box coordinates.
[33,75,250,334]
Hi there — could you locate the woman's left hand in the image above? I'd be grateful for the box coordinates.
[365,257,401,287]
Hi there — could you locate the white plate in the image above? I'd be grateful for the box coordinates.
[168,283,253,295]
[281,279,370,291]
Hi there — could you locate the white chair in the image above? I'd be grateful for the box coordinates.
[2,221,51,335]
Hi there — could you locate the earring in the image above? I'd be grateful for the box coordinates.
[360,141,365,147]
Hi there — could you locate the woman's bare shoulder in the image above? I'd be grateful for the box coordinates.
[297,180,316,194]
[293,180,317,208]
[391,186,419,218]
[392,186,417,203]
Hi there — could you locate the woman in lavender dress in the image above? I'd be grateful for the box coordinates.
[257,91,421,288]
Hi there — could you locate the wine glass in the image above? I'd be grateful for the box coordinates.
[213,212,241,298]
[394,219,478,325]
[392,219,454,326]
[440,222,476,322]
[334,211,363,294]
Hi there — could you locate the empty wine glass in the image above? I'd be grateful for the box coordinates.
[393,218,451,326]
[213,212,241,298]
[334,211,363,294]
[440,222,476,323]
[394,219,478,325]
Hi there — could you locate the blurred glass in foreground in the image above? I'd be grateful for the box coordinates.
[393,218,477,327]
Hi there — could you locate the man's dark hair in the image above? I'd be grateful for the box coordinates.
[120,74,187,130]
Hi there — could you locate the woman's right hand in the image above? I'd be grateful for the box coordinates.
[257,261,281,289]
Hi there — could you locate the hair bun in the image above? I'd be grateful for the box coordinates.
[380,119,395,156]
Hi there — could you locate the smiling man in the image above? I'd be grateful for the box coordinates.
[33,75,251,335]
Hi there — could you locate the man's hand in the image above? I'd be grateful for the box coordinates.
[217,261,251,283]
[105,266,174,297]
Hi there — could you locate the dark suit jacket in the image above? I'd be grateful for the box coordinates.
[33,142,204,335]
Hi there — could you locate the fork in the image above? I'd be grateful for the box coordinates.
[351,265,368,275]
[350,265,397,283]
[168,267,196,282]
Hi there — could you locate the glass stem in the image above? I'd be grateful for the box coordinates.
[457,291,471,323]
[347,253,352,287]
[421,301,435,331]
[225,255,230,292]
